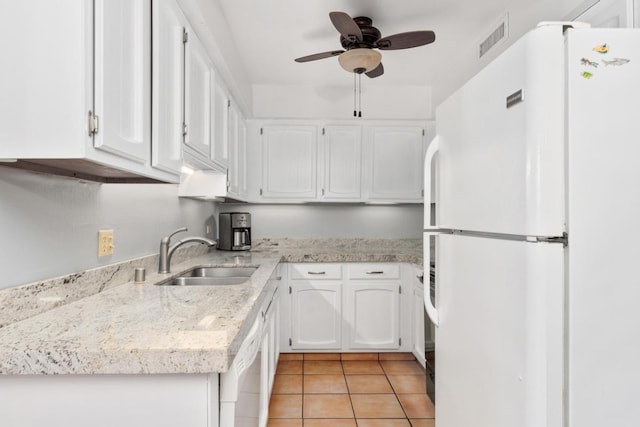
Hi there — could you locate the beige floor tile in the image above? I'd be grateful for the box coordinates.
[345,374,393,394]
[410,420,436,427]
[303,419,357,427]
[350,394,406,418]
[387,375,427,394]
[273,374,303,394]
[341,353,379,361]
[397,394,435,418]
[303,394,354,418]
[278,360,304,375]
[342,360,384,375]
[379,353,416,361]
[304,374,348,394]
[268,419,303,427]
[380,361,425,376]
[280,354,304,361]
[304,360,344,375]
[304,353,341,361]
[270,394,303,418]
[357,420,411,427]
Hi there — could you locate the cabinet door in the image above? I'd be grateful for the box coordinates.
[151,0,185,178]
[366,126,424,201]
[212,82,230,168]
[290,282,342,350]
[345,282,401,350]
[184,29,213,160]
[94,0,150,164]
[228,108,247,199]
[261,125,318,199]
[321,125,362,200]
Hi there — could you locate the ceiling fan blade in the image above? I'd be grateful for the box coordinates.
[329,11,362,42]
[365,62,384,78]
[377,31,436,50]
[294,50,345,63]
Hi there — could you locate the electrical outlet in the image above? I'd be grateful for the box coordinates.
[98,229,114,257]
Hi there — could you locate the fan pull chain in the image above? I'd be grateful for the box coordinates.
[358,73,362,118]
[353,73,357,117]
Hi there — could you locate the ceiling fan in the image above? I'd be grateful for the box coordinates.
[294,11,436,78]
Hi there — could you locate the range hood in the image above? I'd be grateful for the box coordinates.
[178,170,228,201]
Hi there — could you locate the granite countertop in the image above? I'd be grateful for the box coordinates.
[0,238,422,376]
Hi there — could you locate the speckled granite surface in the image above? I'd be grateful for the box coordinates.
[0,238,422,375]
[252,238,422,264]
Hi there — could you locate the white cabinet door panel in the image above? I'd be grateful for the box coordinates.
[184,30,213,159]
[261,126,317,199]
[345,282,400,349]
[151,0,185,178]
[94,0,150,164]
[290,282,342,350]
[322,125,362,200]
[366,126,424,201]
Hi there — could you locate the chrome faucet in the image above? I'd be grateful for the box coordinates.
[158,227,217,274]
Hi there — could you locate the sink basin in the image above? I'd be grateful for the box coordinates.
[170,277,249,286]
[186,267,257,278]
[156,266,257,286]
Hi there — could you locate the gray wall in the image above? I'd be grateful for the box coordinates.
[218,204,423,239]
[0,167,216,290]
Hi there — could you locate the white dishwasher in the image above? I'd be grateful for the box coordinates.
[220,312,263,427]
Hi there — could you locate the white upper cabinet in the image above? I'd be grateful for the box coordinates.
[249,120,430,203]
[93,0,150,165]
[260,125,318,199]
[320,125,362,201]
[152,0,186,178]
[0,0,179,182]
[227,104,247,200]
[365,126,425,201]
[184,29,213,161]
[212,82,230,169]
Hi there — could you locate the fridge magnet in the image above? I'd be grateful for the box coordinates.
[602,58,630,66]
[580,57,599,67]
[581,71,593,79]
[592,43,609,53]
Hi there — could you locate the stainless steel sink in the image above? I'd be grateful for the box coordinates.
[186,267,257,278]
[156,266,257,286]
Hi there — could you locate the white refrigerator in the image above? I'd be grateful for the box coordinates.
[424,23,640,427]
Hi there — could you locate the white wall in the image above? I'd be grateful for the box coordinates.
[218,204,423,239]
[252,84,432,120]
[0,167,215,290]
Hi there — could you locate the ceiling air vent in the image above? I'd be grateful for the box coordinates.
[479,14,509,58]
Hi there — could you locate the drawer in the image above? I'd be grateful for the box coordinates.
[289,263,342,280]
[348,263,400,280]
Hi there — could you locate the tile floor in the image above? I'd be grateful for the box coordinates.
[268,352,435,427]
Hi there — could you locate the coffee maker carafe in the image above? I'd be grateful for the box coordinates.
[218,213,251,251]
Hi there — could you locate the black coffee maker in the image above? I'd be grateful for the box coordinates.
[218,213,251,251]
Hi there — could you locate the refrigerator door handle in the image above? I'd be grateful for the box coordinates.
[424,135,440,227]
[424,135,440,326]
[424,232,440,326]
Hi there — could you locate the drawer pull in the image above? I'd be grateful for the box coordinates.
[366,271,385,275]
[307,271,326,275]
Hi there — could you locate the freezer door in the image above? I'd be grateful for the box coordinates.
[565,28,640,427]
[435,25,565,237]
[436,234,563,427]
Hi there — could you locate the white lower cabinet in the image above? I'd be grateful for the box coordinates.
[345,282,401,350]
[290,281,343,350]
[282,263,411,353]
[0,374,218,427]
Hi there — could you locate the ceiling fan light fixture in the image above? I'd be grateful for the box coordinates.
[338,48,382,73]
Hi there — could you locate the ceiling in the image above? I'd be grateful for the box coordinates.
[204,0,587,112]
